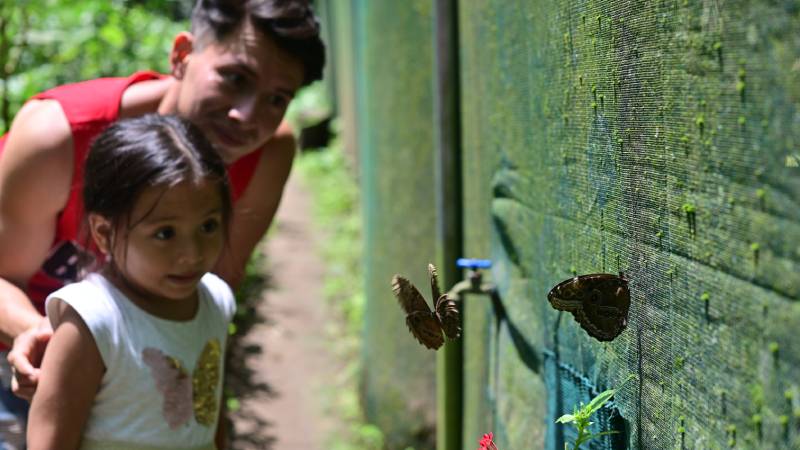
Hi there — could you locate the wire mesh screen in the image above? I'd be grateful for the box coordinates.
[460,0,799,448]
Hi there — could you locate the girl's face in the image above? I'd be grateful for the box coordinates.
[95,180,225,308]
[168,23,305,164]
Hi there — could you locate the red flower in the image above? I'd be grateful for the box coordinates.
[478,432,498,450]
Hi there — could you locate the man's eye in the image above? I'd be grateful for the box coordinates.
[201,219,220,234]
[267,94,289,109]
[221,72,247,87]
[154,227,175,240]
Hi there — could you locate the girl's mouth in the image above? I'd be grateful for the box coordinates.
[167,273,202,284]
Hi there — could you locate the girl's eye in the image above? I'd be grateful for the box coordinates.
[201,219,220,234]
[154,227,175,240]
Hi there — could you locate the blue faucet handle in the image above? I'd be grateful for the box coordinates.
[456,258,493,270]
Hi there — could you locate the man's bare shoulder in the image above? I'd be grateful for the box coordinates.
[0,99,74,221]
[119,76,173,119]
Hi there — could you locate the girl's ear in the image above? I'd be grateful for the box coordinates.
[87,213,114,256]
[170,32,195,79]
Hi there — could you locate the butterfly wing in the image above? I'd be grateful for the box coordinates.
[547,275,586,312]
[547,273,630,341]
[192,338,222,427]
[392,275,433,315]
[577,275,629,341]
[406,311,445,350]
[142,347,193,429]
[435,294,461,340]
[392,275,444,350]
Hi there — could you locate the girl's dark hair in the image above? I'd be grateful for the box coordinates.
[191,0,325,86]
[83,114,232,235]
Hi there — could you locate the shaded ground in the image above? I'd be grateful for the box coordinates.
[225,174,339,450]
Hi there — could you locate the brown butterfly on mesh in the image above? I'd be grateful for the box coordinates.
[547,273,630,342]
[391,263,461,350]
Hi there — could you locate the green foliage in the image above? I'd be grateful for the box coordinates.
[556,376,633,450]
[0,0,188,132]
[556,389,618,450]
[284,80,333,131]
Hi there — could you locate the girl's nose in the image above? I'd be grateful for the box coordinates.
[178,239,204,266]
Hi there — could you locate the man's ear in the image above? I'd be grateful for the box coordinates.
[170,32,195,79]
[88,213,114,256]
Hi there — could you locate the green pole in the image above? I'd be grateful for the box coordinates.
[433,0,462,449]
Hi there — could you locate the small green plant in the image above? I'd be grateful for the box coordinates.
[555,380,627,450]
[752,413,763,440]
[750,242,760,267]
[726,424,736,447]
[695,114,705,133]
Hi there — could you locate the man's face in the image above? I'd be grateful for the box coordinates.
[173,24,304,163]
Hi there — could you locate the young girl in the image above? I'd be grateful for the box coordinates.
[27,114,236,450]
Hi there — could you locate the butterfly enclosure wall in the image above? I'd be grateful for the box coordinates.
[320,0,800,449]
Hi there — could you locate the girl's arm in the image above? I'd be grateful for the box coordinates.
[27,303,104,450]
[215,401,227,450]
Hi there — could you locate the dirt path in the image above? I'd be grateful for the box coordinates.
[227,174,337,450]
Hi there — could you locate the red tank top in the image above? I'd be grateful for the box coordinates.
[0,72,264,311]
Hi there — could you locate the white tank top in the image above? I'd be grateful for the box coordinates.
[45,272,235,450]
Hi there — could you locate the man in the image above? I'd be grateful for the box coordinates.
[0,0,324,445]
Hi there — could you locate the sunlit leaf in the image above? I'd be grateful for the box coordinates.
[585,389,615,415]
[99,23,126,49]
[555,414,576,424]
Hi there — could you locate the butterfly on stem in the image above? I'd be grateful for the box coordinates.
[391,263,461,350]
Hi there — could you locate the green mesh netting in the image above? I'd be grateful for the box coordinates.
[351,1,439,449]
[459,0,799,449]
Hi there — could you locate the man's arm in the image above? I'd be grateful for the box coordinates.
[0,100,73,397]
[27,303,104,450]
[0,279,41,346]
[213,121,296,289]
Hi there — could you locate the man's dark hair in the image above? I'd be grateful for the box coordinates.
[191,0,325,86]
